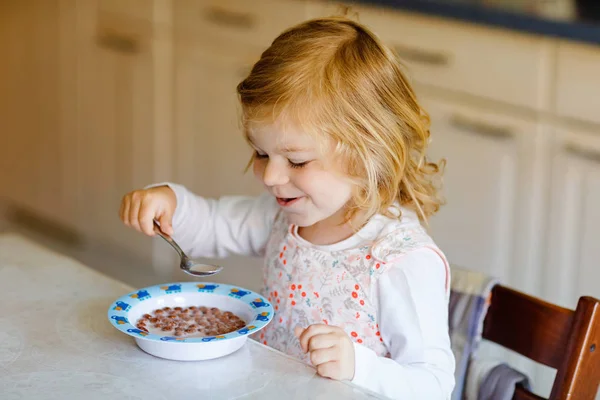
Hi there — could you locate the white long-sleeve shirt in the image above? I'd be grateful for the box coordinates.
[163,183,455,399]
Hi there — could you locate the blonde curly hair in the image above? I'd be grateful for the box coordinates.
[237,16,444,225]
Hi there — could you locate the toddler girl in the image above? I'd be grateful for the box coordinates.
[120,16,455,399]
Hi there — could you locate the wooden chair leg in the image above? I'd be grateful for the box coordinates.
[550,297,600,400]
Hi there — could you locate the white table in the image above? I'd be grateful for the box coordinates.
[0,233,383,399]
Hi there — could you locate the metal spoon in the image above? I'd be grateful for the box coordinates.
[153,220,223,277]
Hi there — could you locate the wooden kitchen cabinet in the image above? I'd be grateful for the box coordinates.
[543,126,600,309]
[74,2,161,262]
[0,0,78,229]
[422,97,549,295]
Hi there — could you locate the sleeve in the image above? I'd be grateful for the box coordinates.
[351,248,455,400]
[155,182,279,259]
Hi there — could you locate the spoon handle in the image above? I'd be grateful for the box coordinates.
[153,220,186,259]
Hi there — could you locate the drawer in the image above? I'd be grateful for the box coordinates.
[174,0,309,47]
[555,41,600,125]
[94,11,155,55]
[307,2,552,110]
[94,1,173,40]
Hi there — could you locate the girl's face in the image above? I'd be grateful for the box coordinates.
[249,119,353,228]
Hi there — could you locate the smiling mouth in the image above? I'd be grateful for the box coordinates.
[276,197,301,207]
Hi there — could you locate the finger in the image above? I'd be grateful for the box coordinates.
[156,209,174,236]
[121,196,132,226]
[298,324,334,353]
[308,333,338,351]
[316,361,341,379]
[309,346,338,366]
[129,195,142,232]
[138,199,156,236]
[294,326,304,338]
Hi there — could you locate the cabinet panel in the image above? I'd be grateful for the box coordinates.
[0,0,75,227]
[422,97,546,294]
[544,127,600,309]
[75,3,157,261]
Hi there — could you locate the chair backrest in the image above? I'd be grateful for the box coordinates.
[482,285,600,400]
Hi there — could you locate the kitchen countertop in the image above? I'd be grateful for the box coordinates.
[351,0,600,45]
[0,233,383,399]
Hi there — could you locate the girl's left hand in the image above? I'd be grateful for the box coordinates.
[294,324,355,381]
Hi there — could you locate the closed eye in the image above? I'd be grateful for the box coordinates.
[254,150,310,169]
[288,160,309,169]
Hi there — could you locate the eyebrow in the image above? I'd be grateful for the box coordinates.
[245,134,311,154]
[280,146,311,153]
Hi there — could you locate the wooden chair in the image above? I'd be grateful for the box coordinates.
[482,285,600,400]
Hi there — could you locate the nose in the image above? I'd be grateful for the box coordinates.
[262,159,289,187]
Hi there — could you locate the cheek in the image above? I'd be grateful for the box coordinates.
[290,169,317,190]
[298,170,352,200]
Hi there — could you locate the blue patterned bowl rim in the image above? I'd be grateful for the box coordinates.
[107,282,274,343]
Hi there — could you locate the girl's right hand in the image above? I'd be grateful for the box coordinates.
[119,185,177,237]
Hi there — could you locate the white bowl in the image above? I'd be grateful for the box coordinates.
[107,282,273,361]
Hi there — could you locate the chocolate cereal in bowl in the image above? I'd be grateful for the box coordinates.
[107,282,273,361]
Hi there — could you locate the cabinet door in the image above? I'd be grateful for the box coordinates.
[173,40,264,289]
[422,97,549,294]
[76,4,157,261]
[423,97,558,396]
[0,0,72,226]
[544,127,600,309]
